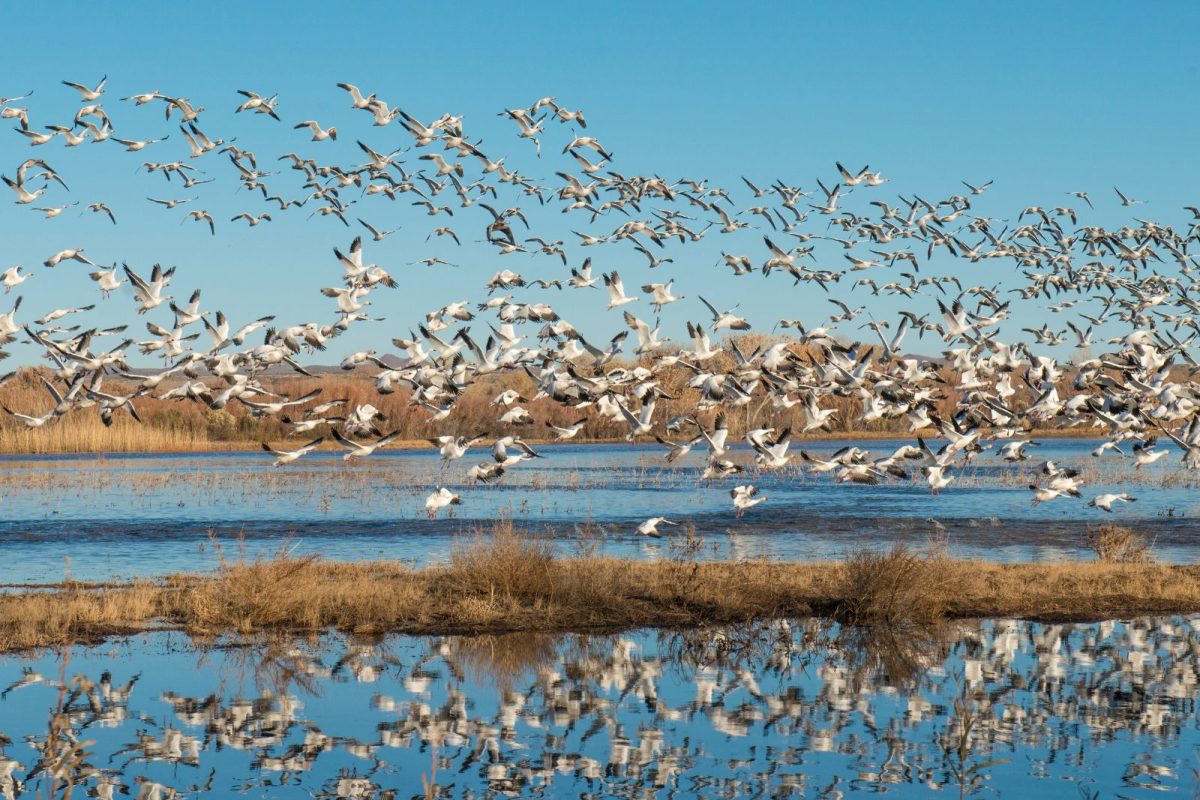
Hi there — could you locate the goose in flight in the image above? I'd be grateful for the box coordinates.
[546,418,587,440]
[1132,438,1168,469]
[231,212,272,226]
[2,403,57,429]
[1,266,29,293]
[148,197,195,209]
[1114,186,1145,206]
[235,89,281,119]
[603,271,638,309]
[731,484,766,517]
[698,296,750,331]
[87,202,117,224]
[294,120,337,141]
[44,248,95,267]
[636,517,677,537]
[0,297,22,343]
[616,398,656,440]
[240,388,322,417]
[184,209,216,235]
[467,462,505,484]
[62,75,107,101]
[262,436,324,466]
[1088,493,1136,512]
[330,428,400,460]
[2,174,47,204]
[492,435,542,467]
[623,310,667,354]
[124,263,175,312]
[430,434,485,461]
[642,280,683,311]
[85,266,124,297]
[113,135,169,152]
[998,440,1039,462]
[1028,484,1077,506]
[655,433,705,464]
[336,82,376,109]
[563,135,612,161]
[424,487,462,519]
[358,218,399,241]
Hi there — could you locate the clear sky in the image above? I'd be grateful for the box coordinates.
[1,1,1198,366]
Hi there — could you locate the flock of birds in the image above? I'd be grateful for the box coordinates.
[1,77,1197,528]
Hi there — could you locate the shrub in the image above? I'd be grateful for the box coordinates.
[1087,524,1152,564]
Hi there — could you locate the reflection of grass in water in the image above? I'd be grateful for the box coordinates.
[940,681,1009,798]
[448,632,561,692]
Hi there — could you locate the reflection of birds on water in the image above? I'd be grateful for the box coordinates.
[0,621,1196,793]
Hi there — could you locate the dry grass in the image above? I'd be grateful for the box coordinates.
[1086,523,1153,564]
[836,544,963,627]
[3,524,1200,653]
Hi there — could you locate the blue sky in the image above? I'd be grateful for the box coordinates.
[1,1,1198,366]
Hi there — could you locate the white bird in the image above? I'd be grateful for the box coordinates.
[424,487,462,519]
[636,517,678,537]
[294,120,337,141]
[330,428,399,460]
[642,280,684,311]
[262,437,324,466]
[1088,493,1136,512]
[62,75,107,101]
[730,484,766,516]
[1,266,29,293]
[603,271,638,309]
[699,296,750,331]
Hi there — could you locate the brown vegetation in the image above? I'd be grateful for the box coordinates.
[1,524,1198,653]
[1086,523,1153,564]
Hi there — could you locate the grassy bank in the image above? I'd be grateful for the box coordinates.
[1,525,1195,653]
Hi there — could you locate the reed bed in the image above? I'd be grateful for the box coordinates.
[2,523,1199,653]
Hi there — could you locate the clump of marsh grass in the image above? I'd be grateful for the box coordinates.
[447,520,558,603]
[1086,524,1153,564]
[835,544,961,628]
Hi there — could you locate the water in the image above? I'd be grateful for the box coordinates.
[1,617,1198,798]
[0,440,1196,584]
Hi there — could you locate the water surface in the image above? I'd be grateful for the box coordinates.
[1,616,1198,798]
[0,439,1194,583]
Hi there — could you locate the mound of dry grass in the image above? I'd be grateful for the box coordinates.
[1087,523,1153,564]
[835,544,963,627]
[3,524,1200,653]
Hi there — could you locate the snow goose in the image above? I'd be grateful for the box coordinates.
[62,75,107,101]
[636,517,677,538]
[425,487,462,519]
[1,266,29,293]
[730,485,766,517]
[330,428,400,460]
[294,120,337,141]
[262,436,324,467]
[1088,493,1136,512]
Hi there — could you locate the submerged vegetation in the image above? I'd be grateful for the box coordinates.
[1,522,1197,654]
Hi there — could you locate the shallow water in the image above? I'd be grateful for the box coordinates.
[1,617,1199,798]
[0,439,1196,583]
